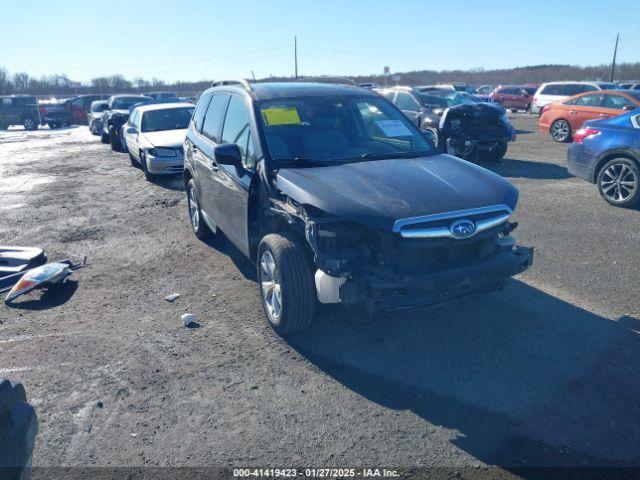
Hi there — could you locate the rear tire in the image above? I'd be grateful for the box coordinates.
[596,158,640,207]
[257,233,316,335]
[23,117,37,131]
[186,179,212,240]
[551,119,571,143]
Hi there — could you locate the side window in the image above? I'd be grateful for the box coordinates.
[221,96,253,168]
[72,98,84,107]
[396,93,420,112]
[603,95,635,110]
[201,94,229,143]
[580,84,598,93]
[573,94,603,107]
[192,92,213,132]
[128,111,136,126]
[1,98,11,106]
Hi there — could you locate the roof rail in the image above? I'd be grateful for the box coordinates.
[211,78,253,90]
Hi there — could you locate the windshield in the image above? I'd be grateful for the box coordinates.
[258,96,435,165]
[417,90,479,107]
[523,87,537,95]
[112,97,147,110]
[141,107,194,132]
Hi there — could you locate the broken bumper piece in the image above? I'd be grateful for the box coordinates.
[316,246,533,311]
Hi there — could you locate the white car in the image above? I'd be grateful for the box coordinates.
[122,102,194,180]
[531,81,618,115]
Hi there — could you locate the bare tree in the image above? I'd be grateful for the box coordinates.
[12,72,30,93]
[0,67,11,95]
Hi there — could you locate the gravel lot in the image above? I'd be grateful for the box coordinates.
[1,115,639,477]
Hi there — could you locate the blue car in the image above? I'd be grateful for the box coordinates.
[567,109,640,207]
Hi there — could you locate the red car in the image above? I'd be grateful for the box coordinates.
[539,90,640,142]
[490,85,536,112]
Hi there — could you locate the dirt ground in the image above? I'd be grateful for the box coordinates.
[1,115,639,476]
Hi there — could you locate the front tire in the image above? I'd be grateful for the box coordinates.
[101,132,109,144]
[551,119,571,143]
[186,179,212,239]
[597,158,640,207]
[257,233,316,335]
[481,141,508,162]
[109,126,122,151]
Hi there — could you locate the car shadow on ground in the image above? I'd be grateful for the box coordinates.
[202,233,256,280]
[3,279,78,311]
[287,280,640,469]
[488,159,572,180]
[514,129,534,135]
[151,174,185,192]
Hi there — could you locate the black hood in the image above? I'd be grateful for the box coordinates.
[276,154,519,232]
[446,101,504,119]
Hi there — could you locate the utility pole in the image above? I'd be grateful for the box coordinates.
[610,33,619,82]
[294,36,298,79]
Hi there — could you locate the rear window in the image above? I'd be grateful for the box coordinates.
[541,84,583,96]
[111,97,148,110]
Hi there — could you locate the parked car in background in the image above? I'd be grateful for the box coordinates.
[68,94,107,124]
[101,95,152,150]
[183,81,532,334]
[0,95,40,130]
[476,85,493,95]
[380,86,514,161]
[122,102,194,180]
[567,109,640,207]
[539,90,640,142]
[490,85,534,112]
[39,98,72,129]
[88,100,108,135]
[147,91,178,100]
[420,83,476,93]
[531,81,618,115]
[618,82,640,91]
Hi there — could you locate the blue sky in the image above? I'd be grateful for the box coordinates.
[2,0,639,83]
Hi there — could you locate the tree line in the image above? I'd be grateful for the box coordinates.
[1,62,639,97]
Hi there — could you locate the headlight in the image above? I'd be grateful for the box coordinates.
[148,147,177,157]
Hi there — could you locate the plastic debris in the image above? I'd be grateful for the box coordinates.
[5,262,72,304]
[164,292,181,302]
[181,313,196,327]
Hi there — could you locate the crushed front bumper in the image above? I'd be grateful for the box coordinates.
[338,246,533,312]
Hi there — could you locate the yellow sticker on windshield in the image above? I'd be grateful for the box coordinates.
[262,108,301,126]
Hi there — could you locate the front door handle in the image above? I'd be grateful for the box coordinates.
[599,114,609,118]
[569,110,578,115]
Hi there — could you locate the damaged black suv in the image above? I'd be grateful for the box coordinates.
[184,81,532,334]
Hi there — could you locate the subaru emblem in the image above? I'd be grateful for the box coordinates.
[450,219,476,239]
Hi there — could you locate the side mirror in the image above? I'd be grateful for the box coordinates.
[214,143,242,166]
[125,126,137,134]
[623,105,636,111]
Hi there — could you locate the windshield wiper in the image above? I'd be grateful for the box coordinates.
[359,150,433,160]
[277,157,341,167]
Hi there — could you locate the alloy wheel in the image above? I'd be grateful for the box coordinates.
[552,120,570,142]
[600,163,637,203]
[188,187,200,231]
[24,118,35,130]
[260,251,282,321]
